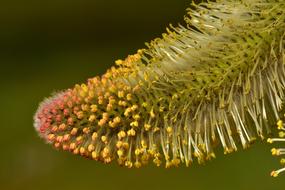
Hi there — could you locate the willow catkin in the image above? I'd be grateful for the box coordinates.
[34,0,285,174]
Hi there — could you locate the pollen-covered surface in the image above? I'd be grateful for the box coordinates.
[35,0,285,168]
[34,57,158,167]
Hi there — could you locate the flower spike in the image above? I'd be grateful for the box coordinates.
[34,0,285,171]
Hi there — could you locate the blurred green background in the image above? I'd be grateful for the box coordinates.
[1,0,284,190]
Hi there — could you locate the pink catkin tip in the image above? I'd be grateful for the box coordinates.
[34,91,68,138]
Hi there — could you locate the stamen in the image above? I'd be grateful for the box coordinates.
[267,138,285,143]
[271,168,285,177]
[268,119,285,177]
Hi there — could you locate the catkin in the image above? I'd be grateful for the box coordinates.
[34,0,285,169]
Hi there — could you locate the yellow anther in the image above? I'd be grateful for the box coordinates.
[88,144,95,152]
[154,153,161,158]
[69,143,76,150]
[134,161,142,168]
[115,59,124,66]
[267,138,273,144]
[172,93,178,99]
[159,106,165,112]
[77,111,84,119]
[88,91,95,98]
[142,102,148,108]
[101,78,107,85]
[131,105,138,111]
[153,127,160,132]
[79,90,87,97]
[141,140,147,148]
[124,108,132,116]
[125,161,133,168]
[81,104,89,111]
[56,135,63,142]
[118,131,126,139]
[98,119,107,127]
[104,157,112,164]
[114,116,121,124]
[108,100,116,109]
[119,100,127,107]
[109,121,115,128]
[207,153,216,160]
[76,136,83,142]
[59,123,67,131]
[92,151,99,160]
[102,112,109,119]
[271,171,279,177]
[148,149,155,156]
[126,94,132,101]
[153,158,162,167]
[109,85,116,93]
[144,124,151,131]
[83,127,90,134]
[80,147,86,155]
[127,128,136,136]
[135,148,141,156]
[102,147,110,158]
[104,92,111,99]
[130,121,139,127]
[47,134,55,141]
[90,104,98,112]
[107,104,113,111]
[88,115,96,122]
[171,158,181,167]
[277,120,283,130]
[81,84,88,92]
[137,49,144,54]
[122,142,129,149]
[118,91,125,98]
[117,149,124,157]
[123,86,131,91]
[279,131,285,138]
[92,132,98,141]
[98,96,104,105]
[75,84,81,90]
[70,128,78,136]
[131,114,139,121]
[101,136,108,144]
[166,127,173,134]
[73,148,79,155]
[271,148,279,156]
[116,141,123,149]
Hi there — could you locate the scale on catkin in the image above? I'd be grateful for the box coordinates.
[34,0,285,175]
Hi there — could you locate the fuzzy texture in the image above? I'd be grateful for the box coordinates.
[34,0,285,170]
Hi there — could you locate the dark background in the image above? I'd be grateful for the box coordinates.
[0,0,284,189]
